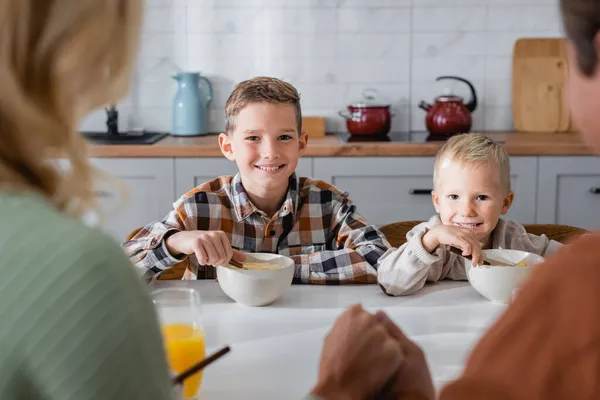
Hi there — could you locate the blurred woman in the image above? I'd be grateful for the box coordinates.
[0,1,173,398]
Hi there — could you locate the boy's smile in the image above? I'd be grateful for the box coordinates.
[454,222,484,230]
[254,163,286,173]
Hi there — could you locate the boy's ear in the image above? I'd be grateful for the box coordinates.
[501,190,515,215]
[218,132,236,161]
[298,131,308,155]
[432,190,441,213]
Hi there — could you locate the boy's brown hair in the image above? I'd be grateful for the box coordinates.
[560,0,600,76]
[224,76,302,134]
[433,133,511,193]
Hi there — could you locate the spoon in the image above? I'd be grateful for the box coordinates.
[228,259,247,270]
[448,246,491,266]
[448,246,520,266]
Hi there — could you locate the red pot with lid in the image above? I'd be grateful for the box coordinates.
[339,89,395,136]
[418,76,478,136]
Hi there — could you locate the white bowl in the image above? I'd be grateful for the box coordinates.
[216,253,295,307]
[464,249,545,304]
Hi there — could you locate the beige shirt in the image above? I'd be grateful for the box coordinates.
[377,215,562,296]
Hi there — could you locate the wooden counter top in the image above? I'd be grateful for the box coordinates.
[87,132,595,158]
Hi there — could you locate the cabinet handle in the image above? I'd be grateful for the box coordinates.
[93,190,114,198]
[409,189,432,195]
[590,187,600,194]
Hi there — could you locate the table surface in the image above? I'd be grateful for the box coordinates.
[152,280,507,400]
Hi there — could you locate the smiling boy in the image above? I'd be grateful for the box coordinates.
[123,77,391,283]
[377,133,562,296]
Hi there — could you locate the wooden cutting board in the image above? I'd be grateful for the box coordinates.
[512,38,577,133]
[302,116,326,137]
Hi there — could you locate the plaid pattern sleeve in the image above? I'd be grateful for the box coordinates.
[290,180,391,284]
[122,196,190,281]
[122,175,245,281]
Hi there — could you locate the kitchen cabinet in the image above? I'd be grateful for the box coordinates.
[313,157,437,225]
[312,157,538,226]
[80,155,600,241]
[174,158,313,197]
[89,158,176,241]
[537,156,600,230]
[505,157,538,225]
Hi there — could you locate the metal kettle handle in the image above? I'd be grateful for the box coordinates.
[436,76,478,112]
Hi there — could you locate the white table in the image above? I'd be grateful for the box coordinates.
[152,280,507,400]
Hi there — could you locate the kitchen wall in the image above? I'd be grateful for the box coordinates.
[81,0,563,134]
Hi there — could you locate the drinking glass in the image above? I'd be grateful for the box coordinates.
[152,287,205,400]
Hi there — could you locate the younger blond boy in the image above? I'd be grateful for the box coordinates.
[124,77,391,283]
[377,133,562,296]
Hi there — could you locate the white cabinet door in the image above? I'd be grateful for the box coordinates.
[312,157,538,226]
[505,157,538,224]
[313,157,437,225]
[174,158,313,196]
[89,158,176,241]
[537,156,600,230]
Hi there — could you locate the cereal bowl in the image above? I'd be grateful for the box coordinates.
[216,253,295,307]
[464,249,545,304]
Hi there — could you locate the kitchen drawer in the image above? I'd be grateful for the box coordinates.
[57,158,176,241]
[537,156,600,230]
[89,158,176,241]
[505,157,538,224]
[313,157,437,225]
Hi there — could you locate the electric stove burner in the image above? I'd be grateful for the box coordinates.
[346,134,391,143]
[425,133,461,142]
[339,132,493,144]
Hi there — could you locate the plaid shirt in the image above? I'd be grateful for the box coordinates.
[123,173,391,284]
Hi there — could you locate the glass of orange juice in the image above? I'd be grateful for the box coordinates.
[152,287,206,400]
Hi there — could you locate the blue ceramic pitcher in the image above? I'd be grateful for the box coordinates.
[172,72,213,136]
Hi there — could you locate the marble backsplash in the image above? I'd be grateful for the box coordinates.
[80,0,563,135]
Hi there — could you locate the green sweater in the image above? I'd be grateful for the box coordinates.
[0,192,172,399]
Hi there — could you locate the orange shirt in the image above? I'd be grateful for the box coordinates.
[440,233,600,399]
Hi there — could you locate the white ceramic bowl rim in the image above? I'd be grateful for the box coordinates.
[216,252,295,306]
[243,252,295,266]
[478,249,545,268]
[218,253,295,278]
[465,249,545,303]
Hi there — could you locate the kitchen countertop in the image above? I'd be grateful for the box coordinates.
[152,280,505,400]
[87,132,595,158]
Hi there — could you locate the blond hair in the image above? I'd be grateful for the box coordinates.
[434,134,511,192]
[0,0,143,216]
[225,76,302,134]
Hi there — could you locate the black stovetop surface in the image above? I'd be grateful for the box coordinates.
[338,132,507,143]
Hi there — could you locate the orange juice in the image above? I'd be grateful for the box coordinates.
[162,324,206,399]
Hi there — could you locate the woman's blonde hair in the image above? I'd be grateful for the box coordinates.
[434,133,511,193]
[0,0,143,216]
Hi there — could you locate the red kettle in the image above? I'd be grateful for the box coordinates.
[419,76,478,136]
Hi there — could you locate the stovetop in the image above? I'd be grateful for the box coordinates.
[338,132,508,143]
[81,130,169,145]
[337,132,455,143]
